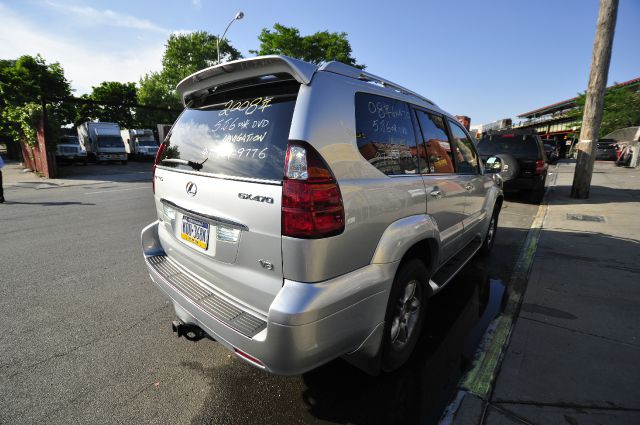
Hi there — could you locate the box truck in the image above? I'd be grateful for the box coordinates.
[120,129,159,160]
[77,122,127,164]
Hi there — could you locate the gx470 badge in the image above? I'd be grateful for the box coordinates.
[238,193,274,204]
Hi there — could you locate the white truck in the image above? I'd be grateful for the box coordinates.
[77,122,127,164]
[120,129,159,160]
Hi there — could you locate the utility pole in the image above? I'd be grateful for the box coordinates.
[571,0,618,199]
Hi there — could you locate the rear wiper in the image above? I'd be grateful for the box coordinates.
[161,157,208,171]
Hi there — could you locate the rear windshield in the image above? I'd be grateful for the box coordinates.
[97,136,124,148]
[137,139,158,146]
[61,137,79,144]
[477,134,540,158]
[161,85,297,181]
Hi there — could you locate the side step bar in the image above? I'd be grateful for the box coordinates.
[430,238,483,292]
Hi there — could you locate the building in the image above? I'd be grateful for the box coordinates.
[514,76,640,142]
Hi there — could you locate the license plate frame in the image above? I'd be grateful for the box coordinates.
[180,215,210,250]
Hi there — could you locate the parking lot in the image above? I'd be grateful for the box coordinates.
[0,162,540,425]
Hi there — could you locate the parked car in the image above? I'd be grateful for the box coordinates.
[477,130,548,203]
[542,139,559,164]
[595,139,618,161]
[141,55,504,375]
[56,135,87,165]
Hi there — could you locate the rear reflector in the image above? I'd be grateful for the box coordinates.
[152,142,167,194]
[234,348,265,367]
[535,159,546,175]
[282,141,344,239]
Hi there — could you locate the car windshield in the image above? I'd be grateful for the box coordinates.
[137,139,158,146]
[61,137,79,145]
[477,134,540,157]
[97,136,124,148]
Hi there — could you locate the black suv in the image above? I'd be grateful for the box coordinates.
[477,130,548,203]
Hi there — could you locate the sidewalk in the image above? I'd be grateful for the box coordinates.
[1,160,152,191]
[450,161,640,424]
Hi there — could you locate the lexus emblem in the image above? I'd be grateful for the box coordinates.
[186,182,197,196]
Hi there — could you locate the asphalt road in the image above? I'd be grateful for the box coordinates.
[0,162,540,425]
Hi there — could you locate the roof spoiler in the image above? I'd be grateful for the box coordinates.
[176,55,318,106]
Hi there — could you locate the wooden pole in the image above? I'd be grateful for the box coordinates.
[571,0,618,199]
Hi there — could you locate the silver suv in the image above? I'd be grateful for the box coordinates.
[141,55,503,375]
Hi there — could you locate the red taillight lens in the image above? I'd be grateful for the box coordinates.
[152,142,167,194]
[282,142,345,239]
[535,159,546,175]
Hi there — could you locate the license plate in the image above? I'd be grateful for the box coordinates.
[180,216,210,250]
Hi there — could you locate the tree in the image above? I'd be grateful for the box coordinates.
[76,81,137,127]
[250,23,364,68]
[569,86,640,138]
[136,31,242,127]
[162,31,242,88]
[136,72,181,128]
[0,55,75,146]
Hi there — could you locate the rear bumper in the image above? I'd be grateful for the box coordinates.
[141,221,393,375]
[504,174,545,191]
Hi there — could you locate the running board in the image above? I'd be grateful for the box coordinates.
[430,239,483,292]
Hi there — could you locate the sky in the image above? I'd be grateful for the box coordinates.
[1,0,639,125]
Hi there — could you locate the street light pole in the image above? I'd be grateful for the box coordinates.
[217,11,244,64]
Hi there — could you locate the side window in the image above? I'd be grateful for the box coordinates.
[415,110,455,173]
[449,121,479,174]
[355,93,419,175]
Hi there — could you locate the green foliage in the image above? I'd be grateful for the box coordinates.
[136,31,241,127]
[162,31,242,88]
[136,72,181,128]
[0,55,74,146]
[77,81,137,127]
[250,24,364,68]
[568,86,640,137]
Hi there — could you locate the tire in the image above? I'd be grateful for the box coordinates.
[121,160,128,165]
[381,259,429,372]
[479,205,499,256]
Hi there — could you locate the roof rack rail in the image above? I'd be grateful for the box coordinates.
[319,61,437,107]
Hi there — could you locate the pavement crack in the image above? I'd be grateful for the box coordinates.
[493,400,640,412]
[481,401,539,425]
[519,316,639,348]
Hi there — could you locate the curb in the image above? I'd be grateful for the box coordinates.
[439,165,559,424]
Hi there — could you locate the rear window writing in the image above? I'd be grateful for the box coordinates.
[161,96,295,181]
[355,92,419,175]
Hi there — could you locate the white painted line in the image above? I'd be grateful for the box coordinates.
[84,186,150,195]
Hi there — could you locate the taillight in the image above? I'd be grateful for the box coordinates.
[535,159,546,175]
[152,142,167,194]
[282,141,345,238]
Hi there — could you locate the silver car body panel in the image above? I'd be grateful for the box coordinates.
[142,55,503,375]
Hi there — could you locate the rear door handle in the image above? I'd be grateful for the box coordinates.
[430,190,442,198]
[465,185,474,191]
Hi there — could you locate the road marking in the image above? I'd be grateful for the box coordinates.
[84,186,150,195]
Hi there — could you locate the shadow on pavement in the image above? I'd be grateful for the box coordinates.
[300,260,506,425]
[2,200,95,206]
[187,257,508,425]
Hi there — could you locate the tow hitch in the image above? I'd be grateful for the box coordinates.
[172,320,206,341]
